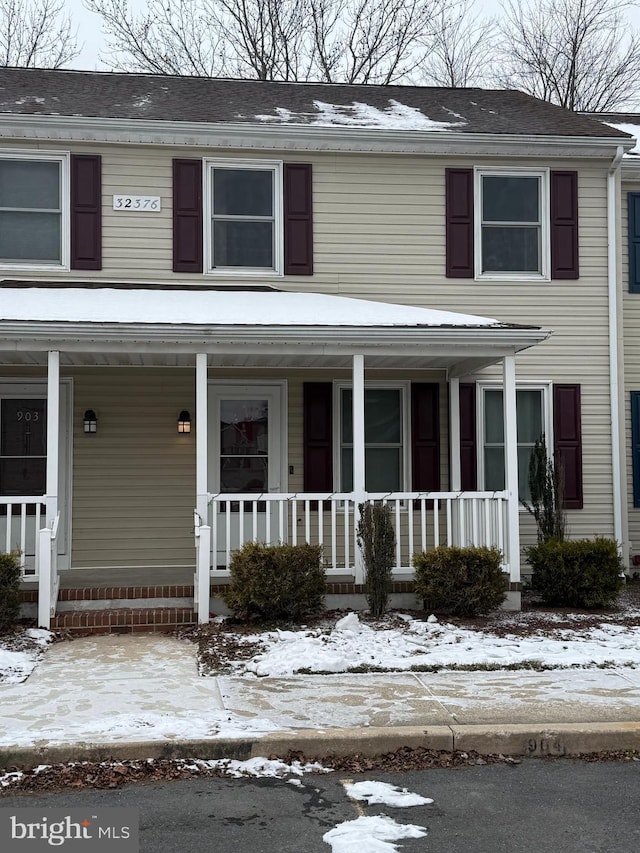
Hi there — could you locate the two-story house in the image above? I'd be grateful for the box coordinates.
[0,68,632,629]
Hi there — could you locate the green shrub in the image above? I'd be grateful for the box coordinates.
[357,502,395,617]
[222,542,325,622]
[523,436,566,543]
[528,537,623,608]
[0,551,22,633]
[413,546,506,617]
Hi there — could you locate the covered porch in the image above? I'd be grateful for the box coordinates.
[0,285,549,628]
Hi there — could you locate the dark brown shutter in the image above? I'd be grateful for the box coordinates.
[173,159,203,273]
[553,384,583,509]
[70,154,102,270]
[445,168,474,278]
[459,382,477,490]
[550,171,579,280]
[303,382,332,491]
[284,163,313,275]
[412,383,440,490]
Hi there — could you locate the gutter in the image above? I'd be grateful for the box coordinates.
[608,145,625,552]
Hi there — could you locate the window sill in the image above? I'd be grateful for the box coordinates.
[0,262,68,273]
[475,272,550,283]
[205,268,283,278]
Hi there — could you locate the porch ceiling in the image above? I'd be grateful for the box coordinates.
[0,285,551,373]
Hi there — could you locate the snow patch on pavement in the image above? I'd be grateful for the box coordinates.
[323,814,427,852]
[344,780,433,807]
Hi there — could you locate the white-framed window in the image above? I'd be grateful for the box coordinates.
[479,382,551,502]
[475,168,549,280]
[0,152,69,268]
[204,158,283,275]
[335,382,410,493]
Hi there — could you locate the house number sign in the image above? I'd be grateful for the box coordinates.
[112,195,161,211]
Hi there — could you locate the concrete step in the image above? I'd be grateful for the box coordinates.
[51,607,197,634]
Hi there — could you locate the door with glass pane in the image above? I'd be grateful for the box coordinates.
[209,385,283,565]
[0,385,70,570]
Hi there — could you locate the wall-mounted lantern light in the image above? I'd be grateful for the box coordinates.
[178,410,191,434]
[83,409,97,434]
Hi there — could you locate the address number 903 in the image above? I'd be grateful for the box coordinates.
[113,195,161,211]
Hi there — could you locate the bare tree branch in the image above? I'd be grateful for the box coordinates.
[498,0,640,111]
[0,0,79,68]
[418,0,498,87]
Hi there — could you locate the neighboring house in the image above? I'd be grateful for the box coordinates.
[591,113,640,577]
[0,68,633,629]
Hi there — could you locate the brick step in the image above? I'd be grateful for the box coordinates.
[51,607,197,634]
[57,585,194,602]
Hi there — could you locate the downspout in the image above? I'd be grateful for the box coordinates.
[608,145,624,551]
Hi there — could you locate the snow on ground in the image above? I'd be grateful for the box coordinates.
[0,629,53,684]
[323,815,428,852]
[212,612,640,677]
[343,780,433,807]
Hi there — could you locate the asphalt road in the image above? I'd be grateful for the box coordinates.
[1,760,639,852]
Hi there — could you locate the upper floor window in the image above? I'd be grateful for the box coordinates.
[206,160,282,275]
[475,169,549,280]
[0,154,67,267]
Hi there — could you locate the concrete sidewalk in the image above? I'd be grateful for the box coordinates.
[1,634,640,768]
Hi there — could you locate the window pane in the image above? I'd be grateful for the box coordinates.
[482,226,540,272]
[219,456,268,493]
[0,160,59,209]
[213,169,273,217]
[482,176,539,222]
[518,446,534,503]
[213,220,273,268]
[0,211,61,262]
[517,390,543,443]
[365,389,401,442]
[484,389,504,444]
[484,447,505,491]
[1,400,46,456]
[341,448,402,492]
[220,400,268,455]
[0,458,46,496]
[341,389,402,443]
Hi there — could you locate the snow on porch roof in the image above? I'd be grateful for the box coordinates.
[0,286,522,329]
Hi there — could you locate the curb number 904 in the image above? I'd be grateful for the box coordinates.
[113,195,161,211]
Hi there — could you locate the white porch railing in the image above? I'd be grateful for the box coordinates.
[0,497,47,578]
[205,490,509,577]
[37,511,60,628]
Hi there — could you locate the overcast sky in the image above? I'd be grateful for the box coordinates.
[65,0,640,73]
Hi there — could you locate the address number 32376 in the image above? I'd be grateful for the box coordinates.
[112,195,161,211]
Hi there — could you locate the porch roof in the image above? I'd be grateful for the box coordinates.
[0,285,550,374]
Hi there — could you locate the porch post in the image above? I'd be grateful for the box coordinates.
[449,376,461,491]
[45,351,60,527]
[503,354,520,584]
[352,354,366,584]
[195,353,210,623]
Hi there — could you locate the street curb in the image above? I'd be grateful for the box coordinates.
[2,722,640,770]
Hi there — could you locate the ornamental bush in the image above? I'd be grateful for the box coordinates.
[357,501,395,617]
[528,537,623,608]
[0,551,22,633]
[413,546,506,617]
[222,542,325,622]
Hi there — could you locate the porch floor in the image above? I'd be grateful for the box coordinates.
[57,566,195,588]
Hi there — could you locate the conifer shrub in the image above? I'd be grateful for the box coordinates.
[528,537,623,608]
[222,542,325,622]
[0,551,22,633]
[413,546,506,617]
[357,501,395,617]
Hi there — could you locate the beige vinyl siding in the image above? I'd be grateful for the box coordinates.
[0,142,616,552]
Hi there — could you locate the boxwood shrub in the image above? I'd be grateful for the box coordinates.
[0,551,21,633]
[413,545,506,617]
[528,537,623,608]
[222,542,325,622]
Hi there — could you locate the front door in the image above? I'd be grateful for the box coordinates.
[0,382,71,570]
[209,384,285,565]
